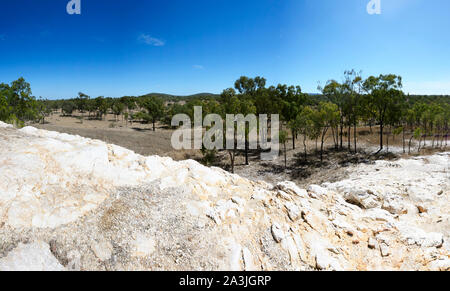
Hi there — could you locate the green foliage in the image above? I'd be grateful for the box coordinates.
[75,92,90,114]
[279,130,288,145]
[414,127,423,139]
[139,96,165,131]
[111,101,125,120]
[201,146,217,166]
[279,130,288,168]
[0,78,39,124]
[0,92,12,122]
[62,100,76,116]
[1,73,448,162]
[362,74,406,152]
[95,97,109,119]
[36,98,53,124]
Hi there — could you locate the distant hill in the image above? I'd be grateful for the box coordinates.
[138,92,219,102]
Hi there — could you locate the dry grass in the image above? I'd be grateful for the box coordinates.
[34,111,447,186]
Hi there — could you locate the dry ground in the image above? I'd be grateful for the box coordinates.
[35,111,199,160]
[34,111,448,186]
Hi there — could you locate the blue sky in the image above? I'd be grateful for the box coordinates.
[0,0,449,99]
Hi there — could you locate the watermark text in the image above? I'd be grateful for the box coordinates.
[367,0,381,15]
[67,0,81,15]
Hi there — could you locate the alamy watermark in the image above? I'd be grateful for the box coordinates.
[171,107,280,161]
[367,0,381,15]
[67,0,81,15]
[67,1,380,16]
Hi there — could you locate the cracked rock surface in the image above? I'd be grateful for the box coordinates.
[0,122,448,271]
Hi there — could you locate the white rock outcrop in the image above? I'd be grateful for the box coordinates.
[0,124,448,271]
[0,241,65,271]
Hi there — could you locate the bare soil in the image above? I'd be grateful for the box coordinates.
[34,111,448,187]
[35,111,200,160]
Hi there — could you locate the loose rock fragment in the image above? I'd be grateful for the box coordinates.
[368,238,378,249]
[0,125,448,271]
[271,223,285,243]
[90,240,113,261]
[307,185,328,199]
[380,243,390,257]
[285,202,301,222]
[0,242,65,271]
[417,205,427,214]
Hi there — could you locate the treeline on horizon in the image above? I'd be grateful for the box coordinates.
[1,72,449,171]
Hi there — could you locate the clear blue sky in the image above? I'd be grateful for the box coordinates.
[1,0,449,99]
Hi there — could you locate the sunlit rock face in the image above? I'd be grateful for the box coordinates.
[0,123,448,271]
[0,125,225,228]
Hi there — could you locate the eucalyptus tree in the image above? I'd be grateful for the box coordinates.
[0,89,12,122]
[0,78,40,124]
[5,78,38,123]
[61,100,76,116]
[279,85,310,149]
[141,96,165,131]
[95,96,109,120]
[120,96,137,115]
[86,98,97,118]
[234,76,266,97]
[320,80,345,150]
[111,101,125,122]
[362,74,405,153]
[200,99,224,167]
[75,92,90,119]
[342,70,363,153]
[36,98,52,124]
[311,102,340,162]
[233,77,264,165]
[420,104,434,147]
[290,106,315,161]
[236,97,256,166]
[279,130,288,169]
[220,89,241,172]
[0,83,12,122]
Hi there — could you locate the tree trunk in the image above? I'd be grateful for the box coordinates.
[331,126,337,149]
[418,137,422,153]
[284,143,287,169]
[348,125,351,151]
[320,128,327,163]
[402,125,406,153]
[386,132,389,152]
[423,126,427,147]
[229,151,235,174]
[292,129,296,150]
[152,120,156,131]
[245,137,249,166]
[353,123,357,153]
[408,136,413,154]
[377,122,384,153]
[303,135,307,161]
[335,126,339,149]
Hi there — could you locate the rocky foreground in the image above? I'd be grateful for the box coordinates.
[0,121,448,271]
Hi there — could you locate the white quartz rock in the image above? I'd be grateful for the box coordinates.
[277,181,308,198]
[0,121,13,128]
[0,241,65,271]
[398,224,444,248]
[271,223,285,243]
[307,185,328,199]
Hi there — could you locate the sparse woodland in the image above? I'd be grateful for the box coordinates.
[1,73,449,172]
